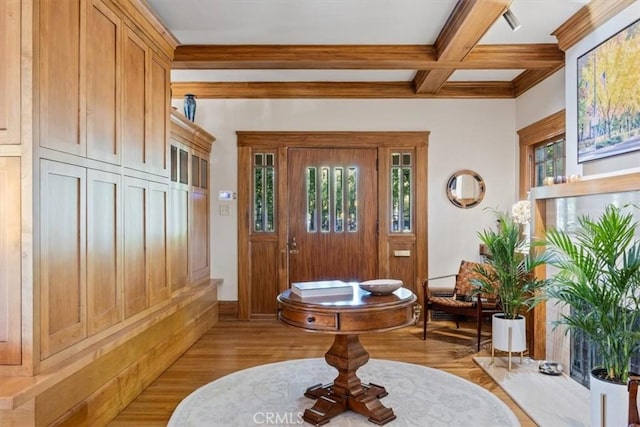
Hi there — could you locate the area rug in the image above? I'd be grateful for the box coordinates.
[474,356,589,427]
[168,358,519,426]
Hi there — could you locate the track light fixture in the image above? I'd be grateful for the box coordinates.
[503,8,521,31]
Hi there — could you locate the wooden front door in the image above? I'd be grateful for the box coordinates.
[287,148,378,283]
[237,131,428,320]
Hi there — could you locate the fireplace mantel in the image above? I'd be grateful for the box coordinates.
[527,170,640,361]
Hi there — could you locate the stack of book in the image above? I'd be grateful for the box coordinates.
[290,280,353,298]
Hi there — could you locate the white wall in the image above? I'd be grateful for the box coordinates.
[515,69,565,131]
[174,97,519,300]
[565,2,640,178]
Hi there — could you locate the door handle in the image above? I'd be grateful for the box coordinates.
[288,237,299,255]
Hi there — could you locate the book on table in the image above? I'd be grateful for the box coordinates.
[290,280,354,298]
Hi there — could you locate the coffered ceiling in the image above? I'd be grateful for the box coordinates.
[145,0,634,99]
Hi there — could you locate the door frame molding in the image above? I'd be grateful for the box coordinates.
[237,131,429,320]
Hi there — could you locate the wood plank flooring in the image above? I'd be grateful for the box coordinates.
[109,319,536,426]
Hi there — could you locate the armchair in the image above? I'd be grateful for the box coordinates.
[422,260,501,351]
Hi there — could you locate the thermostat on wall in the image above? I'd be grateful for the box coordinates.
[219,191,235,200]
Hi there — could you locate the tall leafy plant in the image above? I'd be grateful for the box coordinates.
[472,209,549,320]
[545,205,640,384]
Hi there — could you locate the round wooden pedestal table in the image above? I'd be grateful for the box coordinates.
[277,284,417,426]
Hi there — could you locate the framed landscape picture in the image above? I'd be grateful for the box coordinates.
[577,18,640,163]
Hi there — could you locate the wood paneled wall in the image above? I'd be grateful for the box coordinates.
[0,0,217,425]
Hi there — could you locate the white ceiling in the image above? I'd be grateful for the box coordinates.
[146,0,588,83]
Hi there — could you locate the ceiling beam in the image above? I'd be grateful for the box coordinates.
[171,81,515,99]
[414,0,511,94]
[552,0,636,51]
[172,44,563,70]
[512,64,565,97]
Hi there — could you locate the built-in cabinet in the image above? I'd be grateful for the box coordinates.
[169,112,214,287]
[0,1,217,425]
[36,0,173,362]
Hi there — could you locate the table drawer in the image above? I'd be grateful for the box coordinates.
[279,307,338,331]
[339,304,415,332]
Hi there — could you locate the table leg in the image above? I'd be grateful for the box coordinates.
[302,334,396,426]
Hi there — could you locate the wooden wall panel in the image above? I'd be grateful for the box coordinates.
[148,182,169,305]
[86,0,120,164]
[190,188,209,281]
[0,157,21,364]
[147,55,169,176]
[39,0,83,155]
[250,240,279,316]
[87,170,122,335]
[122,28,147,170]
[169,187,189,292]
[40,161,87,358]
[0,0,20,145]
[124,177,147,318]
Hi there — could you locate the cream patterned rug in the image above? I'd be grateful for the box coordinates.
[474,356,590,427]
[169,358,519,426]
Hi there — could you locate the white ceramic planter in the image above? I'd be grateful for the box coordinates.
[590,369,628,427]
[492,313,526,352]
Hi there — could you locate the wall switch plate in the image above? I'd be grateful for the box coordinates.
[219,204,231,216]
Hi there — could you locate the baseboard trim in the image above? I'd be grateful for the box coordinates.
[219,301,238,320]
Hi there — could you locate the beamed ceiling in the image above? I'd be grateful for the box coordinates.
[145,0,636,99]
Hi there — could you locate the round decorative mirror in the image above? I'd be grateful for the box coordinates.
[446,169,485,209]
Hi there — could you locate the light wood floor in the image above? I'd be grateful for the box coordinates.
[109,319,536,426]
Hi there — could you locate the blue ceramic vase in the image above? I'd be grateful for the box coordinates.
[184,94,196,122]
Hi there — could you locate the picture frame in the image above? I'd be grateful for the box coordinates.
[577,18,640,163]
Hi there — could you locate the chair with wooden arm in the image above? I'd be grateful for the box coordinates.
[422,260,501,351]
[630,375,640,427]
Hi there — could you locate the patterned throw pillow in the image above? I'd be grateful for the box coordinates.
[454,261,497,302]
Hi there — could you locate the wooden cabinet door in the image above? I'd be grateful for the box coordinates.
[189,187,209,282]
[122,27,148,172]
[190,149,209,283]
[40,160,87,358]
[39,0,84,156]
[86,0,120,164]
[87,169,122,335]
[147,53,170,177]
[148,181,169,305]
[169,143,189,291]
[0,0,20,145]
[122,28,169,177]
[0,158,21,364]
[123,176,147,318]
[169,185,189,291]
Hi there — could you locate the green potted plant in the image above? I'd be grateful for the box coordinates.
[472,207,550,369]
[545,204,640,427]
